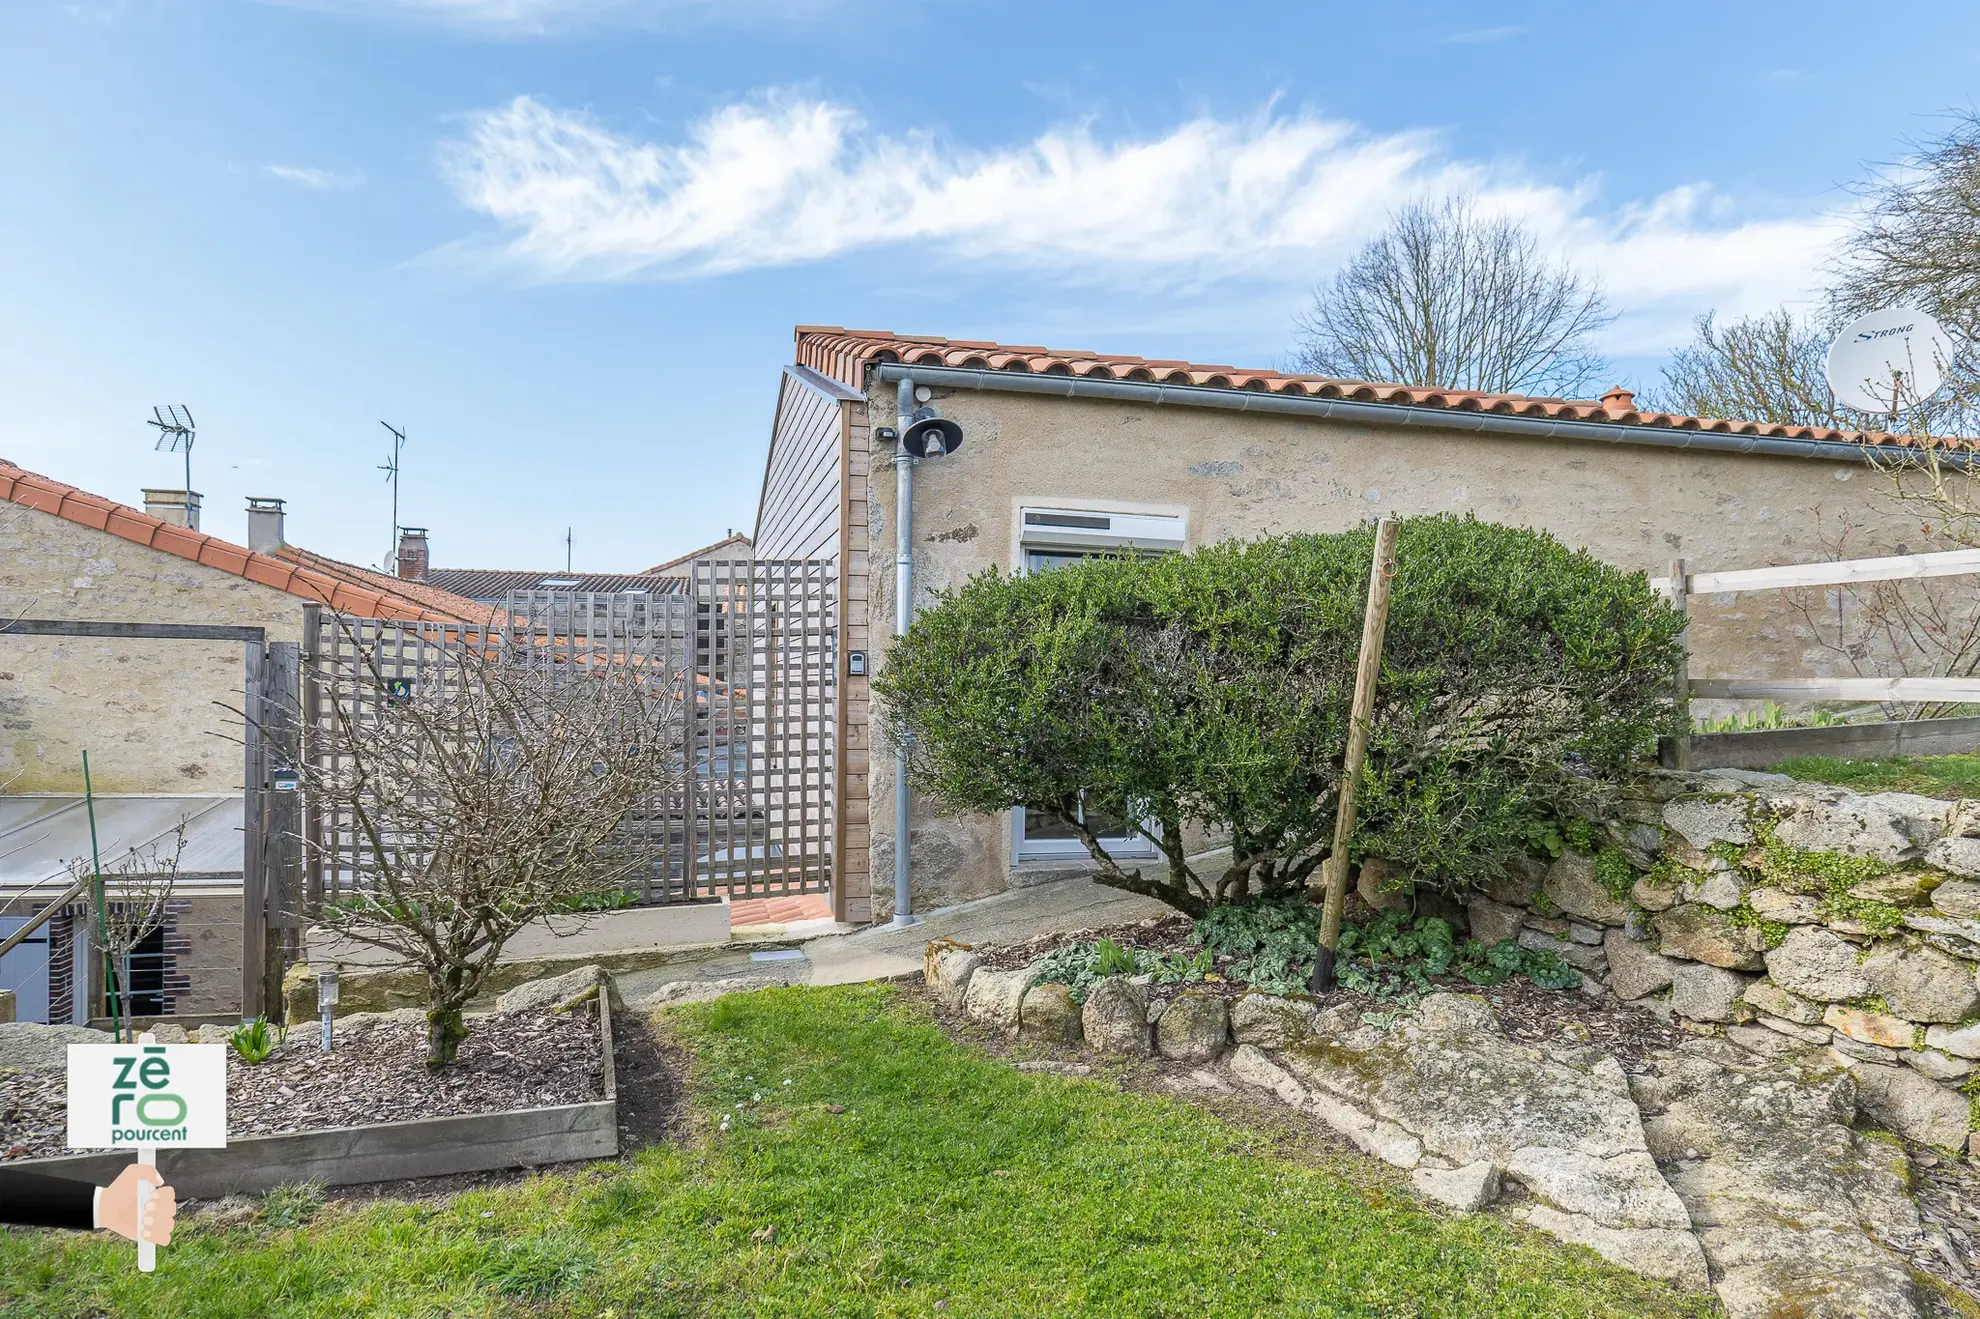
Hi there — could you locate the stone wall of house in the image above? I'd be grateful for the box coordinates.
[0,503,306,792]
[1463,768,1980,1154]
[858,384,1934,918]
[164,893,244,1017]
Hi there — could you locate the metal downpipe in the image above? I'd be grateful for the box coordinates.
[891,376,920,927]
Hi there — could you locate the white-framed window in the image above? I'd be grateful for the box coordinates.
[1012,506,1187,863]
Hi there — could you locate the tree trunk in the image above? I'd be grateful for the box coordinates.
[425,964,471,1070]
[1088,867,1209,919]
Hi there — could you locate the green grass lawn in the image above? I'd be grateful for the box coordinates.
[1774,751,1980,799]
[1,985,1718,1319]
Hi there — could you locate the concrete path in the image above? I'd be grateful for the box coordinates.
[616,876,1171,1004]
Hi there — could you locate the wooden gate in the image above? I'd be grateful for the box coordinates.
[303,560,836,909]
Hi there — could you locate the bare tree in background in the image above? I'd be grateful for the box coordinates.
[1291,198,1616,397]
[75,824,187,1040]
[1791,113,1980,712]
[1651,112,1980,716]
[1646,308,1851,427]
[1829,107,1980,439]
[302,632,684,1069]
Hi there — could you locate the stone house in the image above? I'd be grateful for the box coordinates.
[0,460,489,1024]
[752,326,1957,921]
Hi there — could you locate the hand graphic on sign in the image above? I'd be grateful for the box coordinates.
[66,1030,226,1271]
[0,1162,175,1243]
[99,1163,177,1245]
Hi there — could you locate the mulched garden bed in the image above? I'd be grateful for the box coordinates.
[973,911,1685,1069]
[0,1008,604,1163]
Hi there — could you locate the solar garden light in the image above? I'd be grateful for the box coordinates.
[317,966,339,1052]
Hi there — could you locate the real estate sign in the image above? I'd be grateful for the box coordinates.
[66,1041,228,1150]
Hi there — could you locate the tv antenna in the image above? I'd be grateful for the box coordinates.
[147,406,196,501]
[1824,308,1953,423]
[378,421,406,572]
[565,526,573,574]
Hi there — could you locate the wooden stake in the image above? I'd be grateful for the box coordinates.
[1664,558,1692,771]
[1311,517,1400,992]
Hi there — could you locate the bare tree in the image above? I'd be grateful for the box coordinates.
[1828,107,1980,437]
[303,634,684,1068]
[1646,308,1851,426]
[1292,198,1616,397]
[75,824,187,1040]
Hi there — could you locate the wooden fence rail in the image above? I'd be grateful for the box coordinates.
[1659,544,1980,768]
[1651,545,1980,597]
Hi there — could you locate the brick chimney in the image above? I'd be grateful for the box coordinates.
[142,488,202,531]
[1600,386,1637,411]
[245,497,286,554]
[397,527,429,581]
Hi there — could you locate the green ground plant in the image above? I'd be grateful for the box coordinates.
[227,1016,281,1065]
[1776,753,1980,801]
[1593,848,1635,901]
[1750,825,1908,936]
[1725,902,1790,949]
[1188,899,1580,1000]
[258,1182,325,1232]
[0,986,1717,1319]
[1031,938,1213,1003]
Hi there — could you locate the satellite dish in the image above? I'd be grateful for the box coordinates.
[1824,307,1953,417]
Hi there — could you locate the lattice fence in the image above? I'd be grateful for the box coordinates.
[303,561,836,909]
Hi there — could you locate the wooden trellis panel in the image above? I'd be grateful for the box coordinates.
[303,561,836,910]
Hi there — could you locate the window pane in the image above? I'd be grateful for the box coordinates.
[1019,541,1155,852]
[1022,808,1083,842]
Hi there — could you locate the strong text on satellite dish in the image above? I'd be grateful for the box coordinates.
[1825,308,1954,418]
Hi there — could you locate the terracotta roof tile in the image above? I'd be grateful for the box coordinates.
[793,327,1972,449]
[274,546,500,624]
[0,460,489,623]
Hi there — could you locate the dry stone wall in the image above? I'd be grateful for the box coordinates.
[1470,768,1980,1156]
[927,769,1980,1316]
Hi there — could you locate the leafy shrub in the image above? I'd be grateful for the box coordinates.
[877,517,1684,916]
[229,1016,280,1065]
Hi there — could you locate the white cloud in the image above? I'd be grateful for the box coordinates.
[439,94,1852,351]
[264,164,365,190]
[250,0,810,34]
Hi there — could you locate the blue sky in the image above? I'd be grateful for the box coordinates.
[3,1,1976,573]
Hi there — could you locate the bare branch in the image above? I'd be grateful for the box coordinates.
[1291,197,1616,397]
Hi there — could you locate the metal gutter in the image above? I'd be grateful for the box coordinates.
[872,363,1963,468]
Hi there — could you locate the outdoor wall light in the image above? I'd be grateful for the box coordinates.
[902,407,964,459]
[316,967,338,1053]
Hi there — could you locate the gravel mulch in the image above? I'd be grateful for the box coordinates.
[971,912,1685,1069]
[1908,1145,1980,1305]
[1,1008,604,1163]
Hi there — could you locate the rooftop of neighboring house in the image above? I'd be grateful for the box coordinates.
[418,568,690,602]
[642,532,753,575]
[0,461,493,623]
[792,326,1965,449]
